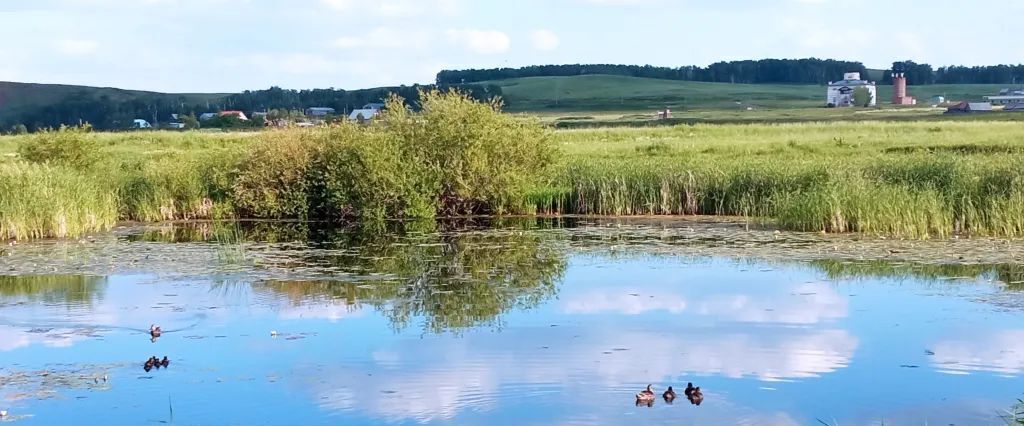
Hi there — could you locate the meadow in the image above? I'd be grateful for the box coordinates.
[4,91,1024,240]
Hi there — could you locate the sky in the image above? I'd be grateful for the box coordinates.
[0,0,1021,93]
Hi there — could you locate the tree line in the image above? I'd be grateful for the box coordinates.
[1,84,502,132]
[437,59,870,85]
[439,59,1024,86]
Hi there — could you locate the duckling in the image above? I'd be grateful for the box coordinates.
[161,356,170,368]
[150,325,162,338]
[688,387,704,406]
[663,386,677,401]
[635,384,656,403]
[684,382,696,398]
[144,358,155,372]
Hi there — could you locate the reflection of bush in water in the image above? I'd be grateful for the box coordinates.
[254,229,566,334]
[0,275,106,305]
[810,260,1024,290]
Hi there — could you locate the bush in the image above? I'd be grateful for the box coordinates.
[17,125,99,169]
[232,90,556,220]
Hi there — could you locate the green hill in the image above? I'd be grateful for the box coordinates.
[488,75,1006,112]
[0,81,228,127]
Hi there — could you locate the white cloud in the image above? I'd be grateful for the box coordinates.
[332,27,430,50]
[530,29,560,52]
[53,39,99,56]
[580,0,661,4]
[445,29,510,55]
[320,0,355,11]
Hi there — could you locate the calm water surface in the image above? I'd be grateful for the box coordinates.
[1,220,1023,425]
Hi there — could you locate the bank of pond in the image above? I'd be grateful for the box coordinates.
[4,91,1024,241]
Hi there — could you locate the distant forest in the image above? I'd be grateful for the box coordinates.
[437,59,1024,86]
[2,83,501,131]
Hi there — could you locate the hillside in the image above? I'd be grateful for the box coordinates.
[0,81,228,128]
[488,75,1007,112]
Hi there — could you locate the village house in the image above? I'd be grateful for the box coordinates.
[826,72,877,107]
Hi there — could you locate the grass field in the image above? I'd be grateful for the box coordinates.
[491,75,1006,112]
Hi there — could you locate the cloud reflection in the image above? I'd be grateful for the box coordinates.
[931,330,1024,376]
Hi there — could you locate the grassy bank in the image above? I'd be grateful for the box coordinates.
[4,95,1024,240]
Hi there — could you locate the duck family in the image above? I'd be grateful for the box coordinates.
[143,356,171,372]
[634,382,704,406]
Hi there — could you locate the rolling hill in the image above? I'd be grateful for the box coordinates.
[487,75,1006,112]
[0,76,1011,130]
[0,81,228,127]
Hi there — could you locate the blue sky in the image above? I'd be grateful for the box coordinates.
[0,0,1020,93]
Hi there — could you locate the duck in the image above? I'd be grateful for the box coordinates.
[160,356,170,368]
[635,384,656,403]
[663,386,677,401]
[684,382,696,398]
[688,387,704,406]
[149,325,162,338]
[144,358,155,372]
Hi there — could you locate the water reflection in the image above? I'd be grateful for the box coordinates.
[931,330,1024,376]
[0,275,106,306]
[254,229,565,333]
[2,221,1024,424]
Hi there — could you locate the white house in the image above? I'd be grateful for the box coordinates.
[348,108,379,121]
[826,72,877,107]
[132,119,152,129]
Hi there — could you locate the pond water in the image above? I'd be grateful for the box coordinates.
[1,219,1023,425]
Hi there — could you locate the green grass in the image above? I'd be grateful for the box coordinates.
[489,75,1007,112]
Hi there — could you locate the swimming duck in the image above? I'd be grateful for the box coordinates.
[663,386,676,401]
[635,384,656,403]
[161,356,170,368]
[144,358,155,372]
[688,387,704,406]
[684,382,696,398]
[150,325,162,338]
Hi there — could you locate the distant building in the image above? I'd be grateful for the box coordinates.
[348,108,379,121]
[891,63,917,105]
[305,107,336,117]
[985,95,1024,105]
[132,119,152,129]
[945,102,993,114]
[1005,102,1024,112]
[199,113,218,121]
[826,72,877,107]
[219,111,249,120]
[363,103,386,111]
[167,122,186,129]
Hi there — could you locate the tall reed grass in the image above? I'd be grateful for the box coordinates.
[3,110,1024,240]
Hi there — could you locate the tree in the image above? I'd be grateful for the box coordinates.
[10,124,28,135]
[181,113,200,129]
[853,87,873,107]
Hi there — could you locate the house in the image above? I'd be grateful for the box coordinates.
[1005,103,1024,112]
[945,102,993,114]
[363,103,386,111]
[349,108,379,121]
[167,122,186,129]
[199,113,218,121]
[219,111,248,120]
[132,119,152,129]
[305,107,336,117]
[826,72,877,107]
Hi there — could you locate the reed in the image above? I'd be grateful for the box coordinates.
[3,108,1024,240]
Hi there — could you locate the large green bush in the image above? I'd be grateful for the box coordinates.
[231,90,556,220]
[17,125,100,169]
